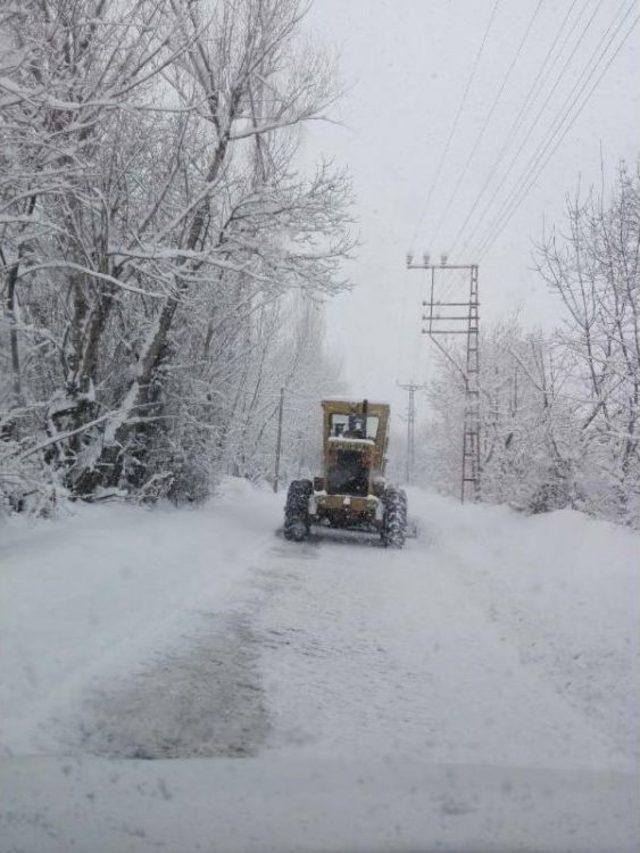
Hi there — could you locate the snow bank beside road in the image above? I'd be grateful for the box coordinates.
[413,491,639,764]
[1,480,277,756]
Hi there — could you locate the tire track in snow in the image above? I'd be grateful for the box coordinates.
[61,611,270,759]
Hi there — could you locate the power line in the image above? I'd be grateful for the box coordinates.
[430,0,545,249]
[456,0,606,258]
[476,9,640,261]
[448,0,586,257]
[473,0,635,257]
[475,2,639,260]
[410,0,501,249]
[462,0,631,257]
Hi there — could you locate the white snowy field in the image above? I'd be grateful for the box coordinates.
[1,480,638,852]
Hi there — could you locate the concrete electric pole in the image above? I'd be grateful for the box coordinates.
[273,386,285,494]
[397,381,427,485]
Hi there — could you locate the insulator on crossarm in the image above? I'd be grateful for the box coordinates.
[423,252,430,266]
[441,253,448,266]
[406,251,414,267]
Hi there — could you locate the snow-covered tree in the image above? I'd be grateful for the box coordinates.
[419,162,639,528]
[418,316,576,513]
[534,162,640,524]
[0,0,353,513]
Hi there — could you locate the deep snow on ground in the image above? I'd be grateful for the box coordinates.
[1,481,638,852]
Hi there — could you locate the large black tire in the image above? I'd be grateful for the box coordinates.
[284,479,313,541]
[381,486,407,549]
[398,489,408,524]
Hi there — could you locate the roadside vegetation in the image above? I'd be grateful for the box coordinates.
[0,0,352,514]
[419,163,640,528]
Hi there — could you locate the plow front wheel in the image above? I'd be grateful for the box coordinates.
[284,480,313,542]
[381,487,407,549]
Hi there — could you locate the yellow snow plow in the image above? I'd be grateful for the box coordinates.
[283,399,408,547]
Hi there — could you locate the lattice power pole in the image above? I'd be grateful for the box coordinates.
[406,253,481,503]
[397,381,428,485]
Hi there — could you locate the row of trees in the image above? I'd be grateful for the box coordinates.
[0,0,351,513]
[419,163,640,528]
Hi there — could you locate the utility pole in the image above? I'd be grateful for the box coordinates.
[273,386,285,494]
[397,381,427,485]
[406,253,481,503]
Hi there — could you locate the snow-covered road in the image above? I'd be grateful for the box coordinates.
[1,482,638,851]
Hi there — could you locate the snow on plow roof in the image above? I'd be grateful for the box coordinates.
[322,397,388,406]
[322,397,389,407]
[321,400,390,419]
[328,436,375,446]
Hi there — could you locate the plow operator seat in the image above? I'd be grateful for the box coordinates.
[327,449,369,496]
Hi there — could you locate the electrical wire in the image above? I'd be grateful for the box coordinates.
[429,0,545,250]
[409,0,501,251]
[447,0,586,258]
[476,9,640,261]
[472,0,633,257]
[455,0,604,258]
[474,1,638,260]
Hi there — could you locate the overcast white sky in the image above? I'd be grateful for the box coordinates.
[300,0,640,417]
